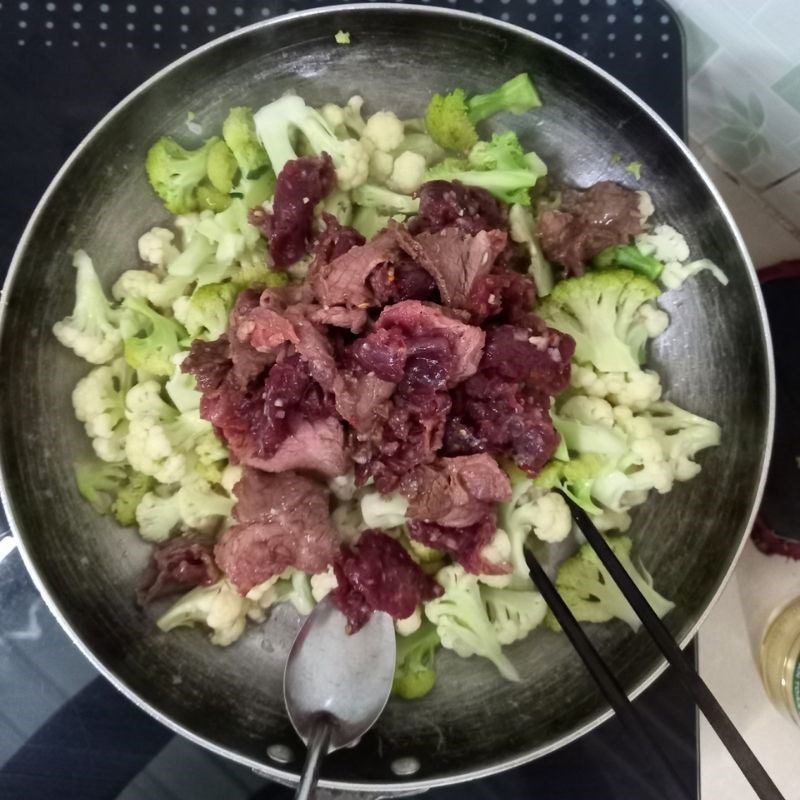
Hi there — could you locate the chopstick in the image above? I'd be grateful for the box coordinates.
[552,489,786,800]
[525,550,694,800]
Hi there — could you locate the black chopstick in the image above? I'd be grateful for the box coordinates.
[554,489,786,800]
[525,550,694,800]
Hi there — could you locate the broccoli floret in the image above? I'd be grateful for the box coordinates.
[466,72,542,123]
[222,106,275,206]
[392,621,440,699]
[352,184,420,215]
[593,244,664,281]
[206,139,238,194]
[74,459,129,515]
[508,203,554,296]
[532,455,607,515]
[424,74,541,151]
[111,470,155,526]
[625,161,642,180]
[424,565,520,681]
[424,89,478,152]
[73,459,154,526]
[194,199,262,272]
[176,282,240,342]
[145,135,222,214]
[546,535,674,631]
[53,250,125,365]
[123,296,187,377]
[537,269,667,373]
[334,29,351,44]
[253,94,369,189]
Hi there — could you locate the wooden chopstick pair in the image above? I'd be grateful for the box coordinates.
[523,490,785,800]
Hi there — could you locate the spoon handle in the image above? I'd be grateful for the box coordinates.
[294,717,332,800]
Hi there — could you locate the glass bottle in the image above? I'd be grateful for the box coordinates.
[760,596,800,725]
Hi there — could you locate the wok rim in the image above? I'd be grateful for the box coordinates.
[0,3,775,793]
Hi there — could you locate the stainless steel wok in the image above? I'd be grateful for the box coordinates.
[0,4,774,795]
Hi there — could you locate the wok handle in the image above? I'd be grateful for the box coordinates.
[294,717,333,800]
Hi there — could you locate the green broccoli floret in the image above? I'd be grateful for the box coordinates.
[74,459,154,526]
[537,269,666,373]
[392,622,440,699]
[52,250,125,365]
[467,72,542,123]
[593,244,664,281]
[145,135,224,214]
[533,454,607,514]
[206,140,238,194]
[625,161,642,180]
[334,29,351,44]
[546,535,675,631]
[222,106,275,206]
[253,94,368,189]
[123,296,187,377]
[178,282,241,342]
[352,184,420,215]
[424,89,479,152]
[74,459,128,515]
[424,74,541,151]
[111,470,155,526]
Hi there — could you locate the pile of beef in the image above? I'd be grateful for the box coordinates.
[140,154,644,632]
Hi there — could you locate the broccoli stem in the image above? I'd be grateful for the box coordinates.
[593,245,663,281]
[467,73,542,124]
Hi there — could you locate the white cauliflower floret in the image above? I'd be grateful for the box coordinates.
[334,138,369,190]
[137,227,180,269]
[525,492,573,543]
[53,250,123,365]
[386,151,427,194]
[477,528,513,588]
[331,500,364,544]
[124,381,218,484]
[157,579,254,647]
[71,358,133,463]
[360,491,408,530]
[395,606,422,637]
[592,508,633,533]
[424,565,520,681]
[136,488,182,542]
[328,473,358,501]
[111,270,187,310]
[637,303,670,338]
[220,463,242,495]
[560,395,616,427]
[342,95,366,135]
[482,584,548,645]
[363,110,405,152]
[320,102,345,130]
[570,364,609,397]
[637,191,655,225]
[369,149,394,183]
[174,212,206,248]
[176,475,234,533]
[635,224,690,264]
[310,567,338,603]
[603,370,662,411]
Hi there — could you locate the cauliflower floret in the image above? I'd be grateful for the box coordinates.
[334,138,369,190]
[71,358,133,463]
[363,110,405,152]
[386,150,427,195]
[637,190,655,225]
[477,528,513,588]
[220,463,242,495]
[360,491,407,529]
[310,566,338,603]
[395,606,422,637]
[135,488,182,542]
[369,149,394,183]
[328,473,358,501]
[331,500,364,544]
[661,259,729,291]
[137,227,180,269]
[111,270,187,309]
[525,492,573,543]
[176,475,234,533]
[570,364,609,397]
[560,395,616,427]
[482,584,548,646]
[320,102,345,130]
[53,250,123,365]
[592,507,633,533]
[635,224,690,264]
[603,370,662,411]
[637,303,669,338]
[157,579,254,647]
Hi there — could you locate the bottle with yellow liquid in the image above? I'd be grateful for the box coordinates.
[760,597,800,725]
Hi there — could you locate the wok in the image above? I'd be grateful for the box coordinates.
[0,4,774,794]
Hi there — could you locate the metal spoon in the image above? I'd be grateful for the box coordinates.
[284,598,397,800]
